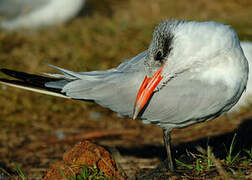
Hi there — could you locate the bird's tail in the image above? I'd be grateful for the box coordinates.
[0,68,70,98]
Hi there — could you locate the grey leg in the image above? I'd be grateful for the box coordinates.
[163,129,174,171]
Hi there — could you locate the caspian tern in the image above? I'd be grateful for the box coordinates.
[0,0,85,30]
[0,20,249,171]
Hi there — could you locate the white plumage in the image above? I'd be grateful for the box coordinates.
[230,41,252,112]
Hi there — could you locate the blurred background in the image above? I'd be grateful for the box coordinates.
[0,0,251,179]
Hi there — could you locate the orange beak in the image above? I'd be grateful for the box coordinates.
[133,65,164,120]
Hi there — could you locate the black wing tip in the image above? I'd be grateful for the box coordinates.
[0,78,65,95]
[0,68,10,73]
[0,68,59,82]
[0,68,20,77]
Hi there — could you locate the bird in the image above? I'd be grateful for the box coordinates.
[0,0,86,30]
[0,20,249,171]
[229,41,252,112]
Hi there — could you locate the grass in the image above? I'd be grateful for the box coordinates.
[63,165,110,180]
[206,142,213,170]
[15,164,26,180]
[244,147,252,159]
[14,164,110,180]
[175,159,193,170]
[174,134,252,179]
[225,133,241,165]
[0,0,251,179]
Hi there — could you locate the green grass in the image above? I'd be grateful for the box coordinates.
[67,165,110,180]
[175,159,194,170]
[175,135,252,178]
[15,164,26,180]
[244,147,252,159]
[225,133,241,165]
[206,142,213,170]
[0,0,251,179]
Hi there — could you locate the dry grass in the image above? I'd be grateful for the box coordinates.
[0,0,251,179]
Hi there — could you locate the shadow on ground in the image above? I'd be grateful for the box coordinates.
[118,118,252,159]
[116,118,252,179]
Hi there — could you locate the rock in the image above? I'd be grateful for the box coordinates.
[42,140,126,180]
[42,161,80,180]
[63,140,117,177]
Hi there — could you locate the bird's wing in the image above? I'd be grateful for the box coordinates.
[0,51,147,109]
[0,0,50,17]
[54,51,147,116]
[139,69,241,129]
[0,51,147,116]
[76,50,147,76]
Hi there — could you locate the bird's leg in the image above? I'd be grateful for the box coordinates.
[163,129,174,171]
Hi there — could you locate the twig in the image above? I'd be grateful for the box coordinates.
[0,167,14,179]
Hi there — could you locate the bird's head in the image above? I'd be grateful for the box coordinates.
[133,20,178,119]
[144,20,175,77]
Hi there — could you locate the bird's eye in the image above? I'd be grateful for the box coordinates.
[155,50,163,61]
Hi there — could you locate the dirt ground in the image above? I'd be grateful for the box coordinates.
[0,0,252,179]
